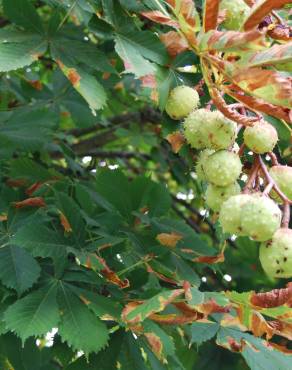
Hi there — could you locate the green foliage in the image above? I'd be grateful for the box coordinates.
[0,0,290,369]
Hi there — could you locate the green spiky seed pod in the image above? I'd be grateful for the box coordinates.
[183,109,208,149]
[260,228,292,278]
[220,0,250,30]
[205,182,241,212]
[199,110,237,150]
[195,149,215,181]
[165,86,200,120]
[219,194,252,235]
[241,193,282,241]
[203,150,242,186]
[244,121,278,154]
[269,165,292,203]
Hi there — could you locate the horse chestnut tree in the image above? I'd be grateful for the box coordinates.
[0,0,291,369]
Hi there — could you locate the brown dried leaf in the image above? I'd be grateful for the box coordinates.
[160,31,189,57]
[250,311,275,339]
[146,263,178,285]
[243,0,292,30]
[193,250,225,264]
[156,232,183,248]
[226,87,292,123]
[13,197,46,209]
[96,256,130,289]
[6,179,27,188]
[204,0,220,32]
[166,131,185,153]
[59,212,72,233]
[250,283,292,308]
[150,312,201,325]
[26,182,43,196]
[231,67,292,108]
[196,299,230,317]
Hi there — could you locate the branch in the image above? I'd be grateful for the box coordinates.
[70,108,161,154]
[68,107,161,137]
[77,150,151,160]
[172,203,201,233]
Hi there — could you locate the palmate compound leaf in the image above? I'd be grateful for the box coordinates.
[4,283,59,343]
[0,245,40,295]
[57,283,109,355]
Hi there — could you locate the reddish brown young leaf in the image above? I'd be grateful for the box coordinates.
[243,0,291,31]
[250,283,292,308]
[141,11,179,27]
[199,29,266,52]
[13,197,46,209]
[203,0,220,32]
[166,0,200,47]
[160,31,189,57]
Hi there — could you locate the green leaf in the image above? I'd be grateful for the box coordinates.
[11,223,68,263]
[70,286,122,319]
[57,62,107,113]
[3,0,44,33]
[9,158,62,183]
[4,284,59,343]
[58,283,109,355]
[0,333,55,370]
[0,245,40,294]
[115,33,155,77]
[0,108,56,154]
[191,321,220,346]
[0,37,47,72]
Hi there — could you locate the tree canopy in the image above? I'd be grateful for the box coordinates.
[0,0,291,369]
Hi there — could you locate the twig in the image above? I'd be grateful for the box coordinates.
[238,143,245,157]
[76,150,151,160]
[243,156,261,193]
[282,202,291,229]
[268,152,279,166]
[258,156,292,204]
